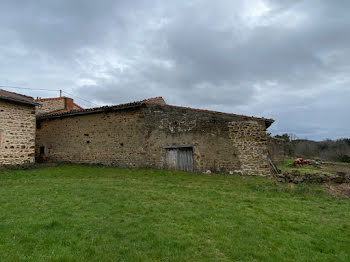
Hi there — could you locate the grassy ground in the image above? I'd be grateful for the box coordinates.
[324,161,350,166]
[276,159,334,175]
[0,165,349,262]
[276,158,350,176]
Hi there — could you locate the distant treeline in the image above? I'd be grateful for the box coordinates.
[274,134,350,163]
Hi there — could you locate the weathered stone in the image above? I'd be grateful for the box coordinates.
[36,97,81,115]
[276,170,350,184]
[36,104,272,176]
[0,100,36,165]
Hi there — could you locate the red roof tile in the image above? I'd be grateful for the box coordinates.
[0,89,37,106]
[73,103,83,109]
[141,97,166,105]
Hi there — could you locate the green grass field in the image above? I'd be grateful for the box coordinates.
[0,165,349,262]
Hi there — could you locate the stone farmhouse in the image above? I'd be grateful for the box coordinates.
[1,89,279,176]
[0,89,38,165]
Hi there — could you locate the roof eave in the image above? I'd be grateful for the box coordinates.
[265,119,274,128]
[0,96,39,106]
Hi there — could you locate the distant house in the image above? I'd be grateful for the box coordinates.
[0,89,38,165]
[36,97,274,176]
[36,96,83,115]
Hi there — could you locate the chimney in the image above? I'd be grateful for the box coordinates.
[64,97,74,111]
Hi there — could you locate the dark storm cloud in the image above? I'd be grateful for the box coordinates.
[0,0,349,139]
[0,0,150,55]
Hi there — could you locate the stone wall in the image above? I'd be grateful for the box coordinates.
[275,170,350,184]
[143,105,270,176]
[229,121,270,176]
[268,136,285,164]
[36,98,65,114]
[0,100,36,165]
[36,108,147,167]
[36,104,271,176]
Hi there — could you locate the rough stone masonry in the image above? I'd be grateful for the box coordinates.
[36,98,274,176]
[0,91,37,165]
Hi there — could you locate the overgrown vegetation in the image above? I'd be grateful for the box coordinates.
[274,134,350,163]
[0,165,349,261]
[274,133,295,156]
[276,158,333,175]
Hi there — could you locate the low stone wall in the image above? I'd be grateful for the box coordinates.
[275,170,350,184]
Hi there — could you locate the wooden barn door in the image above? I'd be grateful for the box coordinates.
[166,149,178,169]
[166,147,193,172]
[178,148,193,172]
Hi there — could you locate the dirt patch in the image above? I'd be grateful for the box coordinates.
[324,184,350,199]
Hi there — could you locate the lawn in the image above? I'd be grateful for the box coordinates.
[0,165,349,262]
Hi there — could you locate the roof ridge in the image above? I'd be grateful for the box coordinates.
[141,96,164,103]
[157,104,274,123]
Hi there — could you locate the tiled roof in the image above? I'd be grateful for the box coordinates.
[0,89,38,106]
[73,103,83,109]
[37,101,144,120]
[37,96,274,126]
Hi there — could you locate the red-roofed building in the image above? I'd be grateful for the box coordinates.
[36,96,83,115]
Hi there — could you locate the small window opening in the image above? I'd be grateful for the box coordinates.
[40,146,45,154]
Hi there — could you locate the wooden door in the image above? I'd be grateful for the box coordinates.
[178,148,193,172]
[166,149,178,169]
[166,147,193,171]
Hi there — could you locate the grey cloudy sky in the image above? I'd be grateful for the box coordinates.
[0,0,349,140]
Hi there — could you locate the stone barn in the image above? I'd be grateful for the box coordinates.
[36,97,274,176]
[0,89,38,165]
